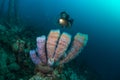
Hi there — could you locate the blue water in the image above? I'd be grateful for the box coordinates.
[1,0,120,80]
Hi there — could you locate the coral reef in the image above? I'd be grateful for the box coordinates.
[0,24,100,80]
[29,29,88,80]
[0,24,36,80]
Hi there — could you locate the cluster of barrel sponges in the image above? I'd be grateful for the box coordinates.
[30,29,88,74]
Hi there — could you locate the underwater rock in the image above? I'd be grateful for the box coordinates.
[29,73,49,80]
[12,38,32,66]
[30,67,81,80]
[0,24,6,31]
[0,48,9,75]
[0,76,4,80]
[34,63,54,74]
[7,53,16,64]
[8,62,20,71]
[12,39,25,53]
[0,24,38,79]
[10,25,24,33]
[5,73,16,80]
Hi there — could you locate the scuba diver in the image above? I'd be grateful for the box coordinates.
[58,11,74,28]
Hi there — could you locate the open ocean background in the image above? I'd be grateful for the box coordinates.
[0,0,120,80]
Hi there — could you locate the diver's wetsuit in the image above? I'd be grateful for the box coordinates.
[58,11,74,28]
